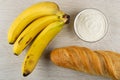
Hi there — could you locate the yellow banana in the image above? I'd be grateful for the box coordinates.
[13,14,65,56]
[8,1,60,44]
[22,18,68,76]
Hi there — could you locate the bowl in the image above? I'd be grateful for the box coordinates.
[74,8,108,42]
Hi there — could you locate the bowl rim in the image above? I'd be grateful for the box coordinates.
[73,8,109,43]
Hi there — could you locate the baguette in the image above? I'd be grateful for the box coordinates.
[50,46,120,80]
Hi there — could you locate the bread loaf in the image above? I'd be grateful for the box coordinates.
[50,46,120,80]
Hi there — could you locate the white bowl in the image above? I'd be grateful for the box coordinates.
[74,8,108,42]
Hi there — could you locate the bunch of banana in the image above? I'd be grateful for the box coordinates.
[7,1,70,76]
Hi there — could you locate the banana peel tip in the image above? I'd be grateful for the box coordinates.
[14,53,19,56]
[23,73,30,77]
[9,42,14,45]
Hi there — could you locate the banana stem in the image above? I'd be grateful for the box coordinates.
[63,14,70,24]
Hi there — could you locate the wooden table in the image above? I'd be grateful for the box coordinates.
[0,0,120,80]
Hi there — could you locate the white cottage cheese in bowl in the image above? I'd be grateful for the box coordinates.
[74,9,108,42]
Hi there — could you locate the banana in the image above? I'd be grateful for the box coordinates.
[13,14,65,56]
[8,1,60,44]
[22,17,68,76]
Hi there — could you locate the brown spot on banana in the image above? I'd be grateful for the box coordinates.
[28,59,34,65]
[27,56,30,59]
[18,37,23,44]
[25,37,32,45]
